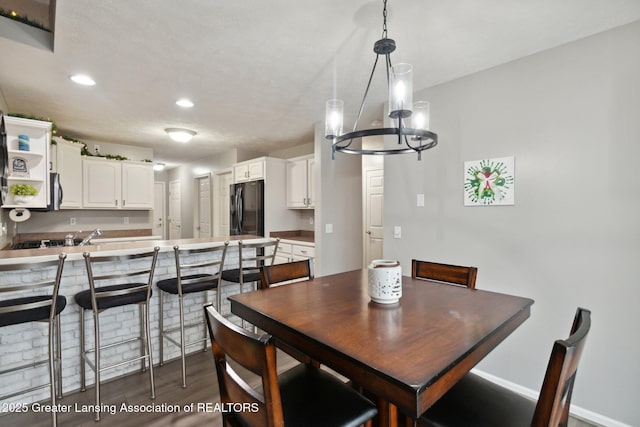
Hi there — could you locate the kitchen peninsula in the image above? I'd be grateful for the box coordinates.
[0,235,266,405]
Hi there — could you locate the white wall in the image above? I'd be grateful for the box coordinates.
[384,21,640,426]
[314,122,363,277]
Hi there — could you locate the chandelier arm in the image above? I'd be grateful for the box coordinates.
[353,54,381,132]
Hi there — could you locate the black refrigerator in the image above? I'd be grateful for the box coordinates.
[230,180,264,236]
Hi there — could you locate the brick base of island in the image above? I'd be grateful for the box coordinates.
[0,235,265,406]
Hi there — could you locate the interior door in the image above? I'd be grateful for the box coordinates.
[196,175,211,237]
[364,169,384,267]
[169,179,181,239]
[153,182,166,239]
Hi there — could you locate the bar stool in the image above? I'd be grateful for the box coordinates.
[221,238,279,327]
[156,241,228,388]
[74,247,159,421]
[221,238,279,294]
[0,254,66,427]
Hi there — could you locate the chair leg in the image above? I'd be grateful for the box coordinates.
[139,306,146,373]
[179,294,187,388]
[48,315,58,427]
[55,314,63,399]
[159,291,165,366]
[93,309,101,422]
[144,302,156,399]
[79,308,86,392]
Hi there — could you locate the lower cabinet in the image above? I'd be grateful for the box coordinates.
[268,240,315,265]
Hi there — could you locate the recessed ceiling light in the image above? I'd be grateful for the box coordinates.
[70,74,96,86]
[176,98,194,108]
[165,128,196,143]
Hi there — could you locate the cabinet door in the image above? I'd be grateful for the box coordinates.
[248,161,264,180]
[83,158,121,208]
[234,164,249,183]
[122,163,154,209]
[56,141,83,208]
[306,158,316,208]
[286,159,308,208]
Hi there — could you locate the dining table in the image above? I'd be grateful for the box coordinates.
[229,269,534,427]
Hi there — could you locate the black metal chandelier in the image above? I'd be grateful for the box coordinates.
[325,0,438,160]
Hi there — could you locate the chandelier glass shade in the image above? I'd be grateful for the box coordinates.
[325,0,438,160]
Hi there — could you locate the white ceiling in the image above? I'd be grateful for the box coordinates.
[1,1,640,168]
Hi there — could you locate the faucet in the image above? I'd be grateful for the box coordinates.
[78,228,102,246]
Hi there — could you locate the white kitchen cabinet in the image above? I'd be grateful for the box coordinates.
[53,138,83,209]
[268,240,315,264]
[82,158,153,209]
[121,162,154,208]
[286,155,315,209]
[234,159,264,183]
[1,116,51,209]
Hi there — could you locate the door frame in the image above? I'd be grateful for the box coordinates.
[194,173,212,238]
[153,181,166,239]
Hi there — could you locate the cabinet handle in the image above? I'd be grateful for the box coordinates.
[115,200,118,206]
[123,200,126,207]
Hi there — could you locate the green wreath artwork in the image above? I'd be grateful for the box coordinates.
[464,157,515,206]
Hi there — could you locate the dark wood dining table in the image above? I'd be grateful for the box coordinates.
[229,269,534,427]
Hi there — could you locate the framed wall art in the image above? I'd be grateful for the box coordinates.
[464,156,515,206]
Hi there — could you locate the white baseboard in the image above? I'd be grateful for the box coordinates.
[471,369,631,427]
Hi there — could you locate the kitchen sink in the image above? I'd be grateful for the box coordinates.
[11,239,84,250]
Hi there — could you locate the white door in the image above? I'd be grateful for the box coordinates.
[153,182,166,239]
[196,175,212,238]
[216,171,232,236]
[364,169,384,267]
[169,179,182,239]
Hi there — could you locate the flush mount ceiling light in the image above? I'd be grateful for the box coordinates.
[176,98,194,108]
[153,163,166,171]
[325,0,437,160]
[70,74,96,86]
[165,128,196,143]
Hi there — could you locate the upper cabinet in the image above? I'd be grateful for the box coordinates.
[82,158,153,209]
[1,116,51,209]
[234,158,265,183]
[52,138,83,209]
[286,155,315,209]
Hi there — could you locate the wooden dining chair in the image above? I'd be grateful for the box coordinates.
[418,307,591,427]
[259,258,313,289]
[204,303,378,427]
[411,259,478,289]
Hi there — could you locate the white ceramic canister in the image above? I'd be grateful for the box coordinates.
[367,260,402,304]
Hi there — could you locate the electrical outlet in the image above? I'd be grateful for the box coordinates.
[70,217,76,225]
[124,217,129,224]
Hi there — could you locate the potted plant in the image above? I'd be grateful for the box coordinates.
[10,184,38,204]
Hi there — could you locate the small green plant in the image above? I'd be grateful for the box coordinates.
[10,184,38,196]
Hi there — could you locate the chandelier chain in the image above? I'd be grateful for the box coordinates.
[382,0,388,38]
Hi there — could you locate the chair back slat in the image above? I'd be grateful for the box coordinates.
[205,304,283,427]
[260,259,313,289]
[0,254,66,321]
[83,247,159,308]
[411,259,478,289]
[532,308,591,427]
[173,242,228,295]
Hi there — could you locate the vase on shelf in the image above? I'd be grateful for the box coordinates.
[13,195,35,204]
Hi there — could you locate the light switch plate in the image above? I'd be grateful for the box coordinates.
[394,226,401,239]
[325,223,333,234]
[417,194,425,207]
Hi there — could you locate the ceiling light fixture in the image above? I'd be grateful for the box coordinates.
[176,98,194,108]
[153,163,166,171]
[165,128,196,143]
[325,0,437,160]
[70,74,96,86]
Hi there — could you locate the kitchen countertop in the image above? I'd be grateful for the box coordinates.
[270,230,314,243]
[0,235,264,264]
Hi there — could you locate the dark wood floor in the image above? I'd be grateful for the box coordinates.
[1,349,596,427]
[0,349,298,427]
